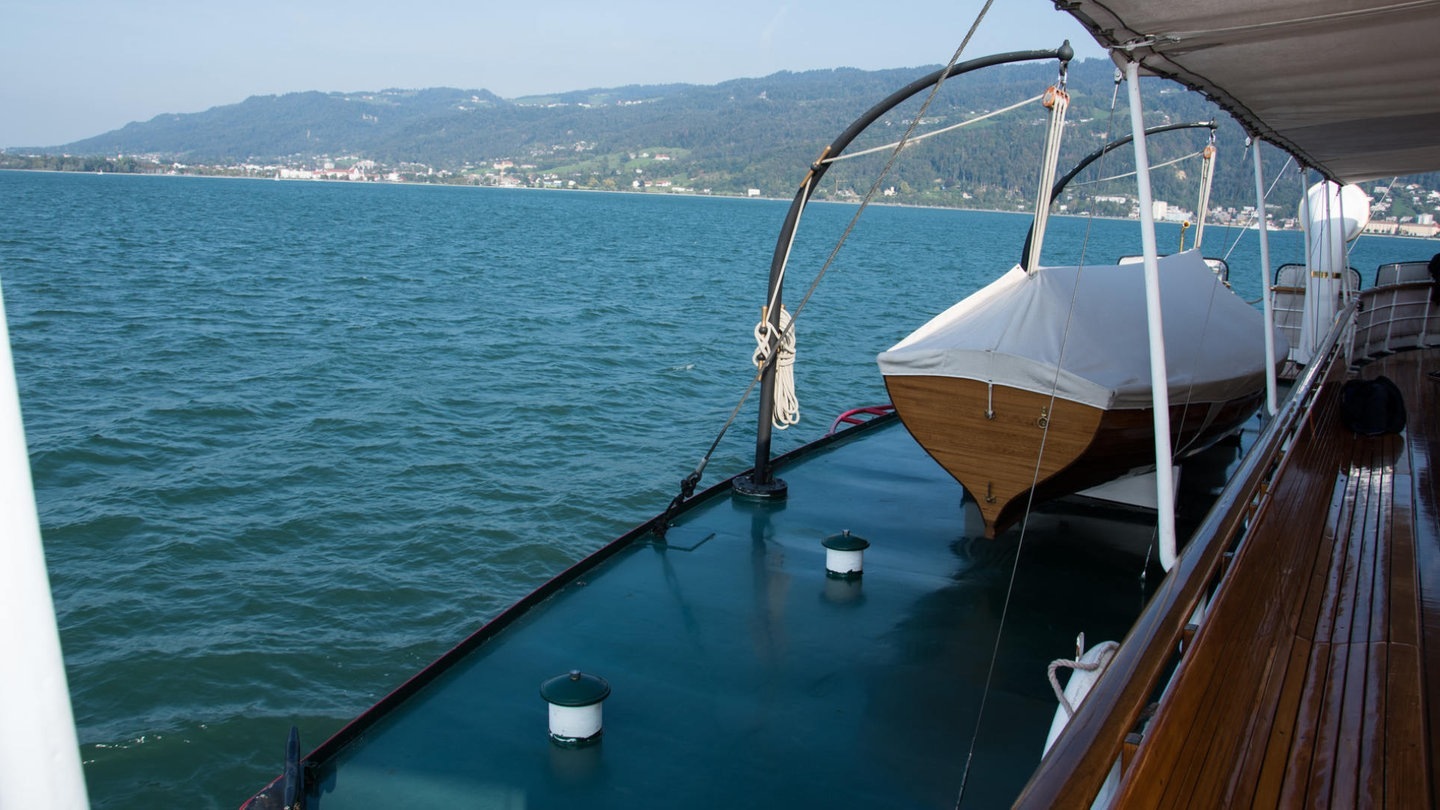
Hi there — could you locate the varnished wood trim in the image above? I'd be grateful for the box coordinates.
[883,376,1100,537]
[884,375,1261,536]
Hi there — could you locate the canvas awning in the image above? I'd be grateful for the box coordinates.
[1059,0,1440,183]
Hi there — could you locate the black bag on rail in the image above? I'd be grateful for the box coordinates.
[1339,375,1406,436]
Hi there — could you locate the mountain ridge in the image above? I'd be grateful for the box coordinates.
[7,59,1440,214]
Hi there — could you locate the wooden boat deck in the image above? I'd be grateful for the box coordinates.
[1101,347,1440,806]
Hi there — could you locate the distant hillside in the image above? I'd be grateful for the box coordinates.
[9,59,1440,213]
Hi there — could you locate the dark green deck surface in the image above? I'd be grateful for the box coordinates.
[306,421,1211,808]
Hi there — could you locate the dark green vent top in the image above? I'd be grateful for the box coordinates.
[540,670,612,707]
[822,530,871,552]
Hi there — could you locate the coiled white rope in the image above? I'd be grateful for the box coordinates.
[753,306,798,429]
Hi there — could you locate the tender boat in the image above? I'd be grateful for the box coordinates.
[879,250,1274,537]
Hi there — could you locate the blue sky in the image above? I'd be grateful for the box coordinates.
[2,1,1106,148]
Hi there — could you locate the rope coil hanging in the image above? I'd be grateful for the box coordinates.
[753,306,799,429]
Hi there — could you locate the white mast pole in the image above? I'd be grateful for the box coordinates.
[0,281,90,809]
[1251,139,1280,416]
[1124,59,1178,572]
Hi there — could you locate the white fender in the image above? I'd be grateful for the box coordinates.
[1044,636,1122,808]
[1044,636,1119,754]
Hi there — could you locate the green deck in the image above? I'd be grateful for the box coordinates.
[297,420,1227,808]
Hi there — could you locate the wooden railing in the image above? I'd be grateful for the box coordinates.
[1012,302,1357,809]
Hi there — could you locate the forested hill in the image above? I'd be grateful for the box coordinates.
[11,57,1439,213]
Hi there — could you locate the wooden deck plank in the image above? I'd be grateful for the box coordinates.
[1389,431,1419,648]
[1172,438,1347,808]
[1386,641,1429,806]
[1334,451,1384,806]
[1109,386,1349,808]
[1103,348,1439,809]
[1154,470,1333,806]
[1361,641,1389,803]
[1279,640,1331,806]
[1306,638,1350,808]
[1248,637,1315,806]
[1238,471,1350,807]
[1390,353,1440,800]
[1364,351,1438,804]
[1373,350,1438,803]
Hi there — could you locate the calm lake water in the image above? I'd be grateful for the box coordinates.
[0,170,1432,808]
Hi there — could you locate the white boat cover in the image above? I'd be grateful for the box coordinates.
[877,251,1283,411]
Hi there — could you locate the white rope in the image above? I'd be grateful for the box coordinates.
[1026,86,1069,274]
[1194,142,1216,249]
[1046,640,1121,717]
[1072,149,1205,187]
[821,94,1044,164]
[753,305,798,429]
[1349,174,1398,253]
[1222,148,1293,264]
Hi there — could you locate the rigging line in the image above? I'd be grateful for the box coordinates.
[654,368,766,534]
[955,53,1081,810]
[1155,1,1437,45]
[956,68,1122,810]
[1222,148,1293,264]
[1071,149,1205,186]
[665,174,809,528]
[677,0,1007,523]
[764,178,816,320]
[821,93,1044,163]
[1172,258,1226,456]
[663,185,820,524]
[1159,139,1222,454]
[872,8,998,803]
[784,1,996,351]
[1026,86,1069,274]
[660,179,818,523]
[1193,137,1217,249]
[1348,175,1397,253]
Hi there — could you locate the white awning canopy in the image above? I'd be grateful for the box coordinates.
[1059,0,1440,182]
[878,251,1281,410]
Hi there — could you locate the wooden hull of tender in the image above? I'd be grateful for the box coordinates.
[883,375,1263,537]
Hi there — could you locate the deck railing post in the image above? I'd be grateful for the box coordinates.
[1252,139,1281,415]
[1124,59,1179,572]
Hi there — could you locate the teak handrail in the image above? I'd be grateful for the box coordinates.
[1013,303,1357,808]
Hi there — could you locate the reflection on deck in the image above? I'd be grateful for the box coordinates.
[297,419,1222,809]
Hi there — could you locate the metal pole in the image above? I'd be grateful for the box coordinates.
[1251,140,1281,416]
[740,274,788,498]
[0,281,91,809]
[1124,59,1178,572]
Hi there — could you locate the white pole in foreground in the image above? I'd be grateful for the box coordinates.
[1251,140,1281,416]
[1124,59,1178,572]
[0,281,91,809]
